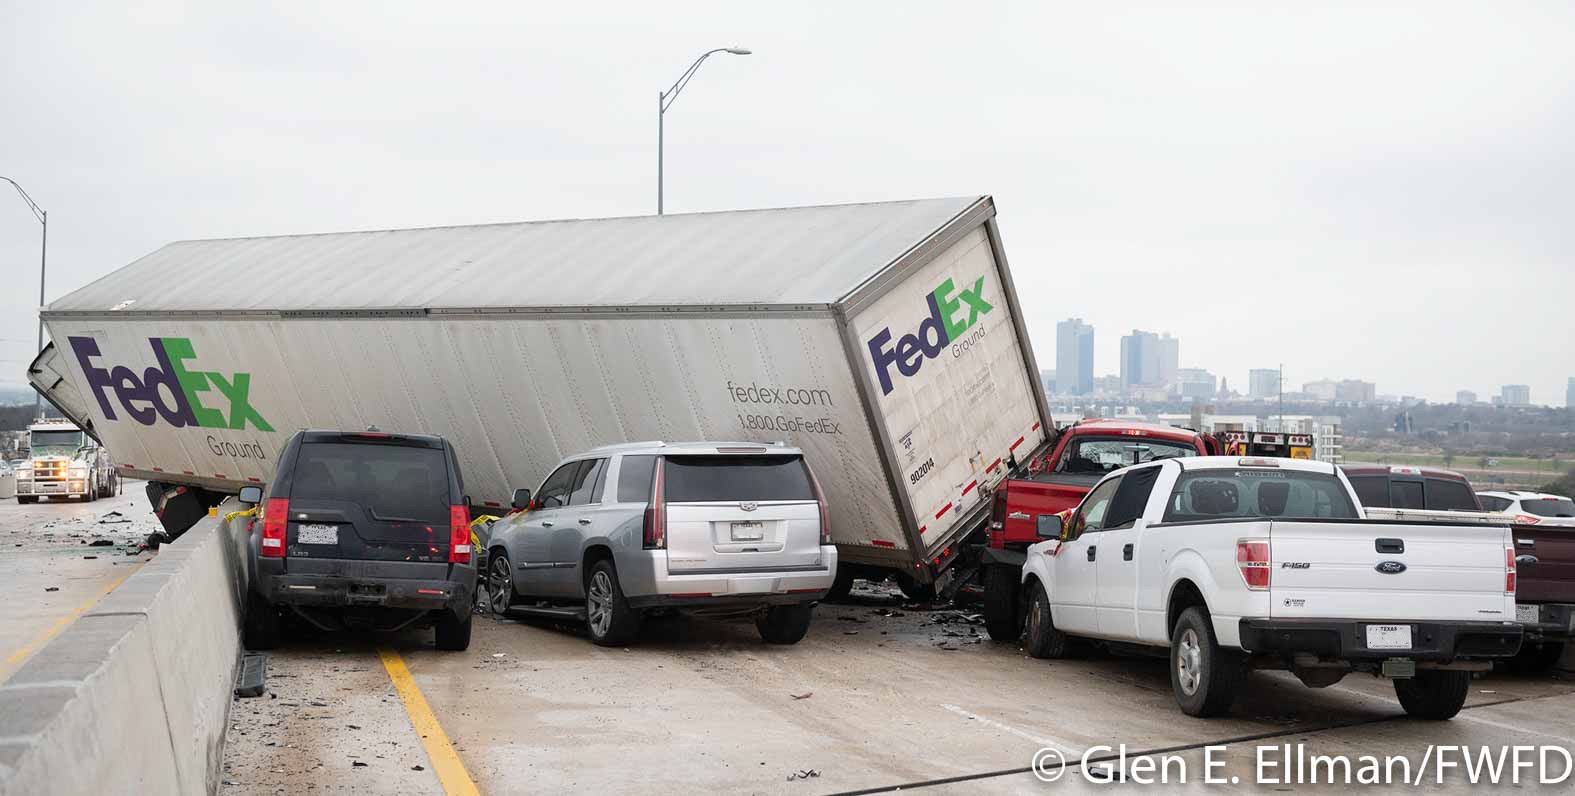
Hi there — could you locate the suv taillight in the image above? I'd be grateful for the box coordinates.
[261,498,288,558]
[643,459,666,549]
[805,462,832,545]
[1236,539,1270,590]
[449,505,471,564]
[1513,514,1540,525]
[1505,546,1516,595]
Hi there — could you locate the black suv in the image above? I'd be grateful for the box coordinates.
[240,430,476,651]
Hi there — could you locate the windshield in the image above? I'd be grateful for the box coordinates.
[663,455,815,503]
[1058,437,1197,474]
[1523,498,1575,518]
[29,430,85,455]
[1162,468,1359,522]
[290,442,451,523]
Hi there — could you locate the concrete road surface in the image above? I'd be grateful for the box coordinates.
[221,586,1575,794]
[0,481,159,682]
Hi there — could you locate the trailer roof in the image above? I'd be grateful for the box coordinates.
[49,197,989,313]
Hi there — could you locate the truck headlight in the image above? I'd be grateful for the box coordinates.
[16,469,30,480]
[70,466,87,476]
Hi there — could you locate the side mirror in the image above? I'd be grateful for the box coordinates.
[511,488,533,511]
[237,485,263,505]
[1036,513,1064,540]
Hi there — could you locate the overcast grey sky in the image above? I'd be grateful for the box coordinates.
[3,1,1572,403]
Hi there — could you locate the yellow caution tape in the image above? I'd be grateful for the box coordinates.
[223,507,258,522]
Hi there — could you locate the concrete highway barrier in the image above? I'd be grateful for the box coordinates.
[0,504,250,795]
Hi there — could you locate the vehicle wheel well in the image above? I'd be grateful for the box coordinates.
[1167,579,1207,635]
[582,545,614,588]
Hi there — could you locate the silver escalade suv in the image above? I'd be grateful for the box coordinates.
[483,442,838,646]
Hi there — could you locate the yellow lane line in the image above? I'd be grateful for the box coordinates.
[1,571,134,678]
[378,647,482,796]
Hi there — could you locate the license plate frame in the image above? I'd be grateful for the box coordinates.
[297,523,339,545]
[730,521,764,542]
[1365,624,1412,650]
[1516,604,1539,624]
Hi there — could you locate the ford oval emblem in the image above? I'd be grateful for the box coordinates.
[1375,561,1407,574]
[739,501,758,512]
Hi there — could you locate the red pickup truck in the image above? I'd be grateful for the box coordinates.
[979,419,1223,640]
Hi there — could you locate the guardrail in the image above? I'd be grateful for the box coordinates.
[0,504,249,795]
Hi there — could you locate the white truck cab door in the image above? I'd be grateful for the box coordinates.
[1093,465,1165,641]
[1053,474,1123,635]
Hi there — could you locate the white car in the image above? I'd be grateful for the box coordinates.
[1475,490,1575,526]
[1021,456,1521,719]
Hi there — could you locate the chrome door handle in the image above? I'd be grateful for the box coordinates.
[541,520,554,527]
[578,518,592,525]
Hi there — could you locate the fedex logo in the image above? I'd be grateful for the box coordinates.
[69,336,274,431]
[866,276,994,395]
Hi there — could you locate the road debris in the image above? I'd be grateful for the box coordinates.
[787,770,820,781]
[88,538,114,546]
[790,692,813,700]
[44,586,59,592]
[98,511,130,524]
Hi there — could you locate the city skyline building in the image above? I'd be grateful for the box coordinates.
[1055,318,1094,395]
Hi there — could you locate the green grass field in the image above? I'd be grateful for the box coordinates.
[1342,450,1573,474]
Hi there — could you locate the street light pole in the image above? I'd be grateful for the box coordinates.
[657,46,751,215]
[1,176,47,417]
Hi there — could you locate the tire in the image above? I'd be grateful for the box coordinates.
[17,496,37,504]
[823,566,856,603]
[434,610,472,651]
[585,559,640,646]
[1022,581,1068,659]
[983,564,1022,642]
[486,549,515,615]
[244,591,282,650]
[757,603,815,644]
[1394,670,1471,719]
[895,573,937,603]
[1170,606,1243,717]
[1505,641,1565,674]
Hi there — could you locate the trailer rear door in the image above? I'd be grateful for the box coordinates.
[847,225,1045,556]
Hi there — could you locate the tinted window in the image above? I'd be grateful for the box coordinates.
[1075,475,1123,534]
[1523,498,1575,518]
[1058,437,1196,474]
[1391,480,1424,509]
[1478,495,1513,512]
[291,442,450,522]
[1347,475,1390,508]
[30,430,85,451]
[616,455,657,503]
[1163,469,1358,522]
[568,459,606,505]
[1104,466,1162,528]
[537,463,579,508]
[663,455,814,503]
[1424,478,1478,511]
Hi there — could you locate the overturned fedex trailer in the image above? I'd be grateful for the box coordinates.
[31,196,1051,588]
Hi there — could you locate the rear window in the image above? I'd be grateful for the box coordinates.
[1390,480,1424,509]
[1523,498,1575,518]
[1162,468,1358,522]
[290,442,450,523]
[1347,475,1390,508]
[1424,478,1479,511]
[1058,437,1197,474]
[663,455,815,503]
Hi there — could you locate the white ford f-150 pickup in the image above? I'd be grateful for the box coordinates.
[1020,456,1521,719]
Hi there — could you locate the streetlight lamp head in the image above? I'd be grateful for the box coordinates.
[725,47,752,55]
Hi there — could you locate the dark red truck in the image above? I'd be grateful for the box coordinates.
[979,419,1223,640]
[1511,521,1575,670]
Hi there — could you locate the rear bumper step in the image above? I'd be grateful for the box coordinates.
[1239,617,1522,661]
[1519,603,1575,642]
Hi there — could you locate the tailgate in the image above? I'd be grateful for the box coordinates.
[1268,520,1512,622]
[1515,524,1575,603]
[665,501,825,574]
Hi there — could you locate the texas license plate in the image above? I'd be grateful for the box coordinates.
[1516,604,1539,624]
[1366,624,1412,650]
[297,523,339,545]
[730,521,764,541]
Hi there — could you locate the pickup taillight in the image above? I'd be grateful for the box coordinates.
[988,485,1009,531]
[1505,546,1516,595]
[449,505,471,564]
[261,498,288,558]
[1236,539,1270,590]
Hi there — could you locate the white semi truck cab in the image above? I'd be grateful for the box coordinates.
[14,420,117,503]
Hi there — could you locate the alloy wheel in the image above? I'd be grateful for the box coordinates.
[489,557,512,614]
[587,571,614,638]
[1177,628,1202,695]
